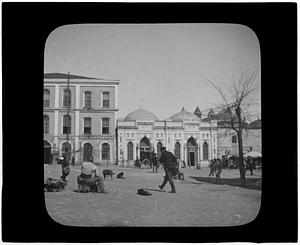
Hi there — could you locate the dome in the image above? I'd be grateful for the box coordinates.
[169,107,201,121]
[124,109,159,121]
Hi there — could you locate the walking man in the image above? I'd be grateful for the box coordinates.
[158,147,177,193]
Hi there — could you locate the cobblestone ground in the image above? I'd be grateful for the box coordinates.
[44,164,261,227]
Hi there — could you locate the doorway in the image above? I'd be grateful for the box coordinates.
[44,141,52,164]
[140,136,151,161]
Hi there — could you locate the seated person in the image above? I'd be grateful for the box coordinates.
[77,161,106,193]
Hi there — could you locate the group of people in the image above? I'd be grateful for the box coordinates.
[56,147,181,194]
[57,150,107,193]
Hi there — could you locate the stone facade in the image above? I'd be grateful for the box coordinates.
[117,108,218,168]
[43,73,119,164]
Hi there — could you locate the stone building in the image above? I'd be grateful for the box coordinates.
[203,108,262,158]
[117,107,218,168]
[43,73,119,164]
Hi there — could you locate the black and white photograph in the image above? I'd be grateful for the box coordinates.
[43,23,262,227]
[2,2,297,243]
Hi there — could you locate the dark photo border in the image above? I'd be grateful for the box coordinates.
[2,2,297,243]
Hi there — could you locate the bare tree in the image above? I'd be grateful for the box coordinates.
[207,70,260,185]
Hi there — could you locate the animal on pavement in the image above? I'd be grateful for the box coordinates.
[103,169,115,179]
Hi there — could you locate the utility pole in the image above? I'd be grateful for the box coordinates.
[66,72,70,143]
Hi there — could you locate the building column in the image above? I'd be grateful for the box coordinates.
[75,85,80,109]
[180,142,184,161]
[200,140,203,161]
[55,84,59,108]
[75,110,80,151]
[54,110,59,148]
[198,142,201,169]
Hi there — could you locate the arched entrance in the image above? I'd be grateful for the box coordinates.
[83,143,93,162]
[157,141,163,158]
[44,141,52,164]
[174,142,181,159]
[140,136,151,161]
[187,137,198,167]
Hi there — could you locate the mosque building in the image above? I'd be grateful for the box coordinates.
[116,107,218,168]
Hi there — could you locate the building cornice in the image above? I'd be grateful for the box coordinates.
[44,108,118,113]
[44,80,120,85]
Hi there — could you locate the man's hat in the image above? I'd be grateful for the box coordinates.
[137,188,152,196]
[161,147,166,151]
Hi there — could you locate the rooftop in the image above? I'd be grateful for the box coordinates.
[44,73,119,81]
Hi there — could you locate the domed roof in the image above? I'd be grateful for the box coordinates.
[125,108,159,121]
[169,107,201,121]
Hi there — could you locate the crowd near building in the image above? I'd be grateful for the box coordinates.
[44,73,261,167]
[43,73,119,165]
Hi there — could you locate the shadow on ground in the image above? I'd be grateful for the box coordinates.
[189,176,261,190]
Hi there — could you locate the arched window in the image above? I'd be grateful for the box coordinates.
[63,115,71,134]
[232,135,237,143]
[44,89,50,108]
[203,142,209,160]
[157,142,163,158]
[84,117,92,134]
[174,142,180,159]
[127,142,133,160]
[83,143,93,162]
[63,89,71,107]
[102,143,110,160]
[44,115,49,134]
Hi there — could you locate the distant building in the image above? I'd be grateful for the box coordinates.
[203,108,261,158]
[43,73,119,164]
[117,107,218,168]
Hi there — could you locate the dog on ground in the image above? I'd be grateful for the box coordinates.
[116,172,125,179]
[103,169,115,179]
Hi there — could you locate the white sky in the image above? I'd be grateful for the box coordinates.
[44,24,261,120]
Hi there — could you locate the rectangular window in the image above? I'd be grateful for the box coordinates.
[84,91,92,108]
[44,90,50,108]
[84,117,92,134]
[156,133,159,138]
[63,89,71,108]
[102,118,109,134]
[63,116,71,134]
[44,116,49,134]
[103,92,109,108]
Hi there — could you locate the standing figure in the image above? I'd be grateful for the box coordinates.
[209,159,216,177]
[58,154,70,182]
[215,158,222,184]
[135,157,141,168]
[245,157,254,175]
[158,147,177,193]
[151,153,158,173]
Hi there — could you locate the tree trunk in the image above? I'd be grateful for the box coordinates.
[236,106,246,186]
[237,131,246,185]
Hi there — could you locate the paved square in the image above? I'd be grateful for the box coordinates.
[44,164,261,227]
